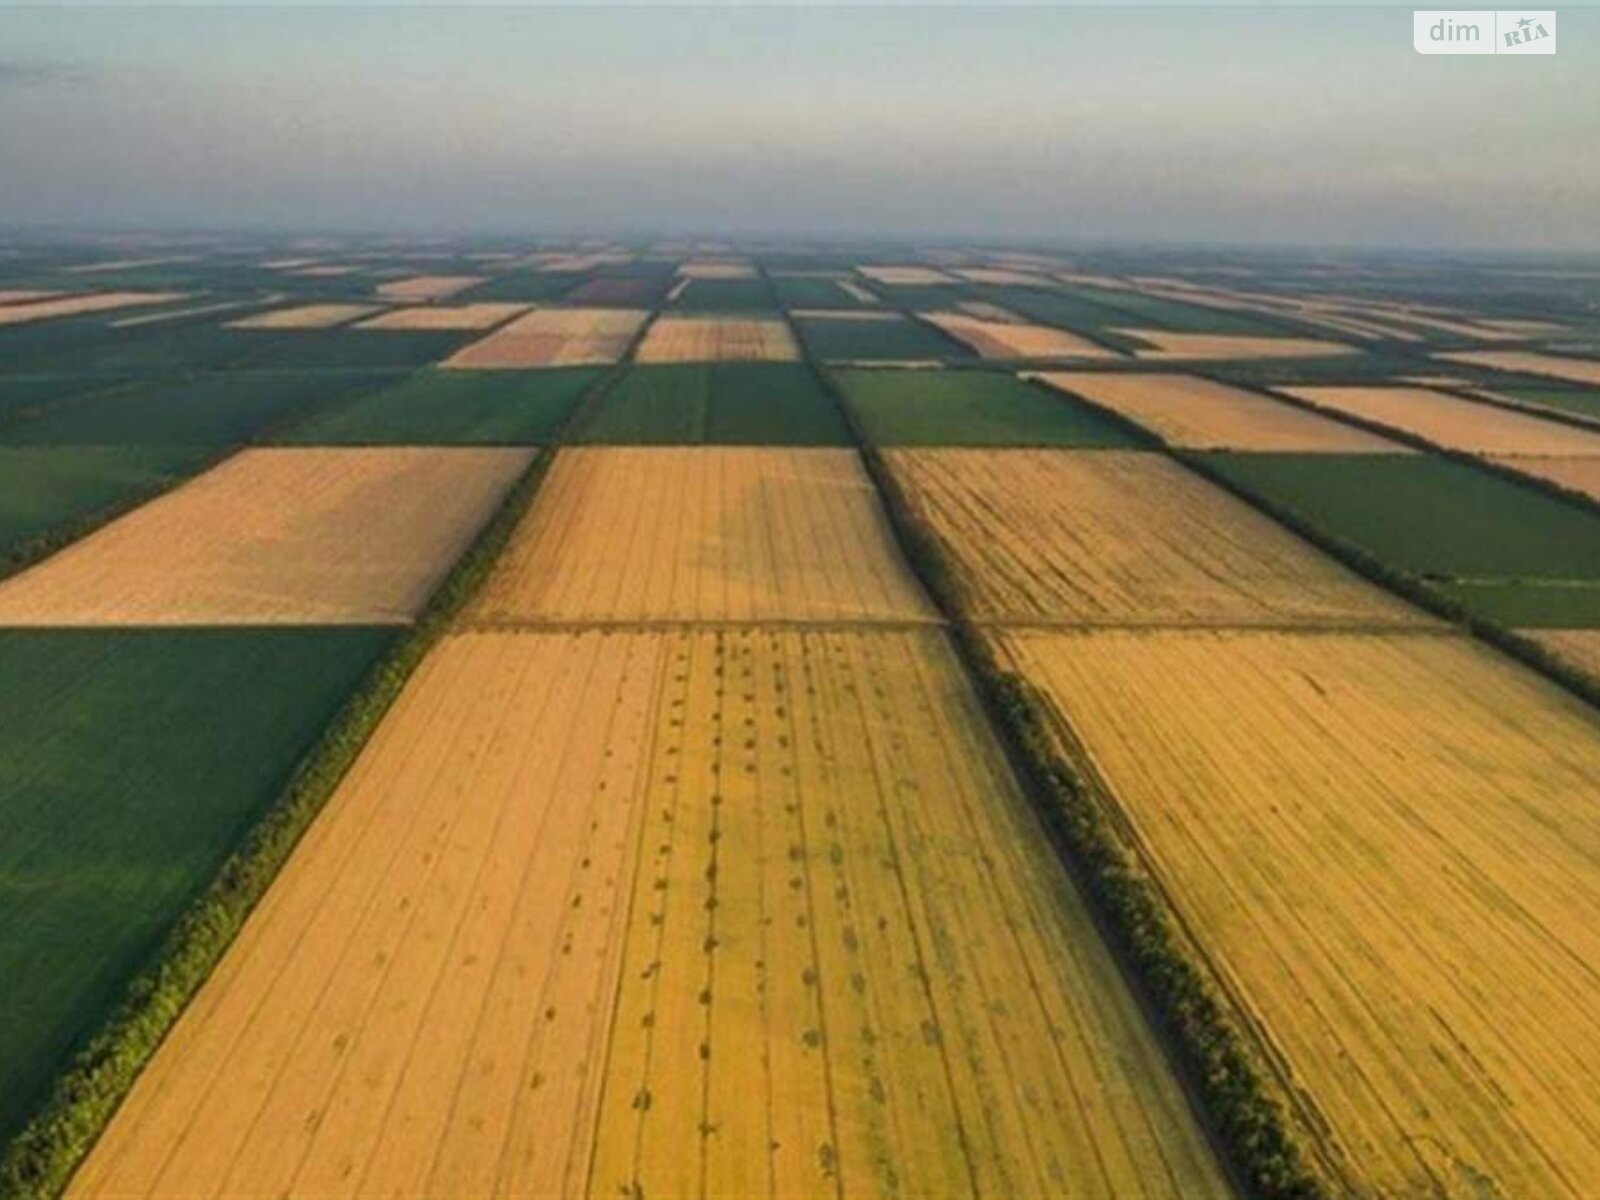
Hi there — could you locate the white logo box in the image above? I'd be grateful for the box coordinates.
[1414,10,1556,54]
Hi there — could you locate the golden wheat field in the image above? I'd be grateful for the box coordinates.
[1115,329,1358,360]
[951,267,1057,287]
[1529,628,1600,679]
[466,447,936,625]
[856,265,954,286]
[996,626,1600,1198]
[0,289,60,304]
[632,315,800,363]
[919,311,1118,360]
[68,626,1227,1200]
[1437,349,1600,387]
[1034,372,1405,452]
[884,449,1424,627]
[0,447,532,625]
[227,302,381,330]
[442,307,649,368]
[0,291,186,327]
[374,273,487,301]
[1281,386,1600,456]
[354,302,526,331]
[1488,455,1600,501]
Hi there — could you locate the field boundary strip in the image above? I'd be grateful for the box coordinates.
[0,357,629,1199]
[785,306,1322,1199]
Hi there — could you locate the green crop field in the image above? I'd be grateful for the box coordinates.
[973,286,1144,335]
[1203,452,1600,618]
[1068,286,1293,335]
[769,275,874,309]
[0,376,138,425]
[1434,580,1600,628]
[0,371,394,447]
[794,312,965,362]
[668,277,776,311]
[456,272,579,302]
[0,446,207,571]
[225,328,473,370]
[834,366,1141,447]
[278,366,601,444]
[0,318,267,376]
[575,362,848,444]
[0,627,393,1142]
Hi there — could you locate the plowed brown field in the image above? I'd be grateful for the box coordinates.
[68,627,1228,1200]
[1282,386,1600,456]
[443,308,648,369]
[0,447,532,625]
[1035,372,1405,452]
[884,448,1424,627]
[633,316,800,363]
[997,626,1600,1198]
[465,447,936,625]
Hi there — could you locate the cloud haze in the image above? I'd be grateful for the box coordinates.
[0,6,1595,250]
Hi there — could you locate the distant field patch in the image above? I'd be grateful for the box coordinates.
[794,311,966,363]
[920,311,1118,360]
[374,274,486,302]
[1281,385,1600,456]
[563,275,667,306]
[677,259,756,279]
[0,371,392,447]
[952,267,1057,287]
[353,303,525,331]
[278,368,600,445]
[442,307,647,369]
[1037,372,1406,452]
[1466,385,1600,425]
[887,448,1420,626]
[633,316,798,363]
[466,447,934,624]
[227,303,381,330]
[857,265,955,286]
[770,274,872,309]
[667,277,776,311]
[0,627,393,1145]
[1438,349,1600,388]
[575,363,847,445]
[454,272,578,302]
[997,625,1600,1198]
[0,447,532,625]
[1068,286,1292,336]
[0,293,186,328]
[1203,452,1600,594]
[1118,329,1359,361]
[836,367,1138,447]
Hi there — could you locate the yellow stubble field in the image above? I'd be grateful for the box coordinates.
[1529,628,1600,680]
[996,626,1600,1197]
[465,447,938,626]
[442,307,649,368]
[0,447,533,625]
[355,302,526,331]
[1281,386,1600,456]
[1034,372,1406,452]
[226,303,381,330]
[0,291,186,327]
[1115,329,1358,361]
[375,274,487,301]
[919,311,1119,360]
[1490,455,1600,501]
[1437,349,1600,388]
[633,315,800,363]
[883,448,1426,628]
[68,627,1228,1200]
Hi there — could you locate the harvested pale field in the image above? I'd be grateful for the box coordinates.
[953,267,1057,287]
[1479,317,1568,335]
[788,308,898,321]
[884,448,1425,627]
[1490,455,1600,502]
[1530,628,1600,678]
[836,279,880,304]
[1281,386,1600,456]
[921,311,1119,360]
[68,627,1227,1200]
[0,289,61,305]
[0,292,186,328]
[288,265,358,278]
[1034,372,1407,452]
[227,303,381,330]
[354,303,526,331]
[442,308,649,369]
[466,447,935,624]
[677,260,757,280]
[997,626,1600,1197]
[857,265,955,286]
[1438,349,1600,388]
[1116,329,1358,360]
[0,447,531,626]
[954,300,1023,322]
[110,298,264,329]
[375,274,487,301]
[633,316,799,364]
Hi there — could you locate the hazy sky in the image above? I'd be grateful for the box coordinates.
[0,5,1595,250]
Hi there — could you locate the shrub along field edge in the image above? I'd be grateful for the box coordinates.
[788,323,1327,1199]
